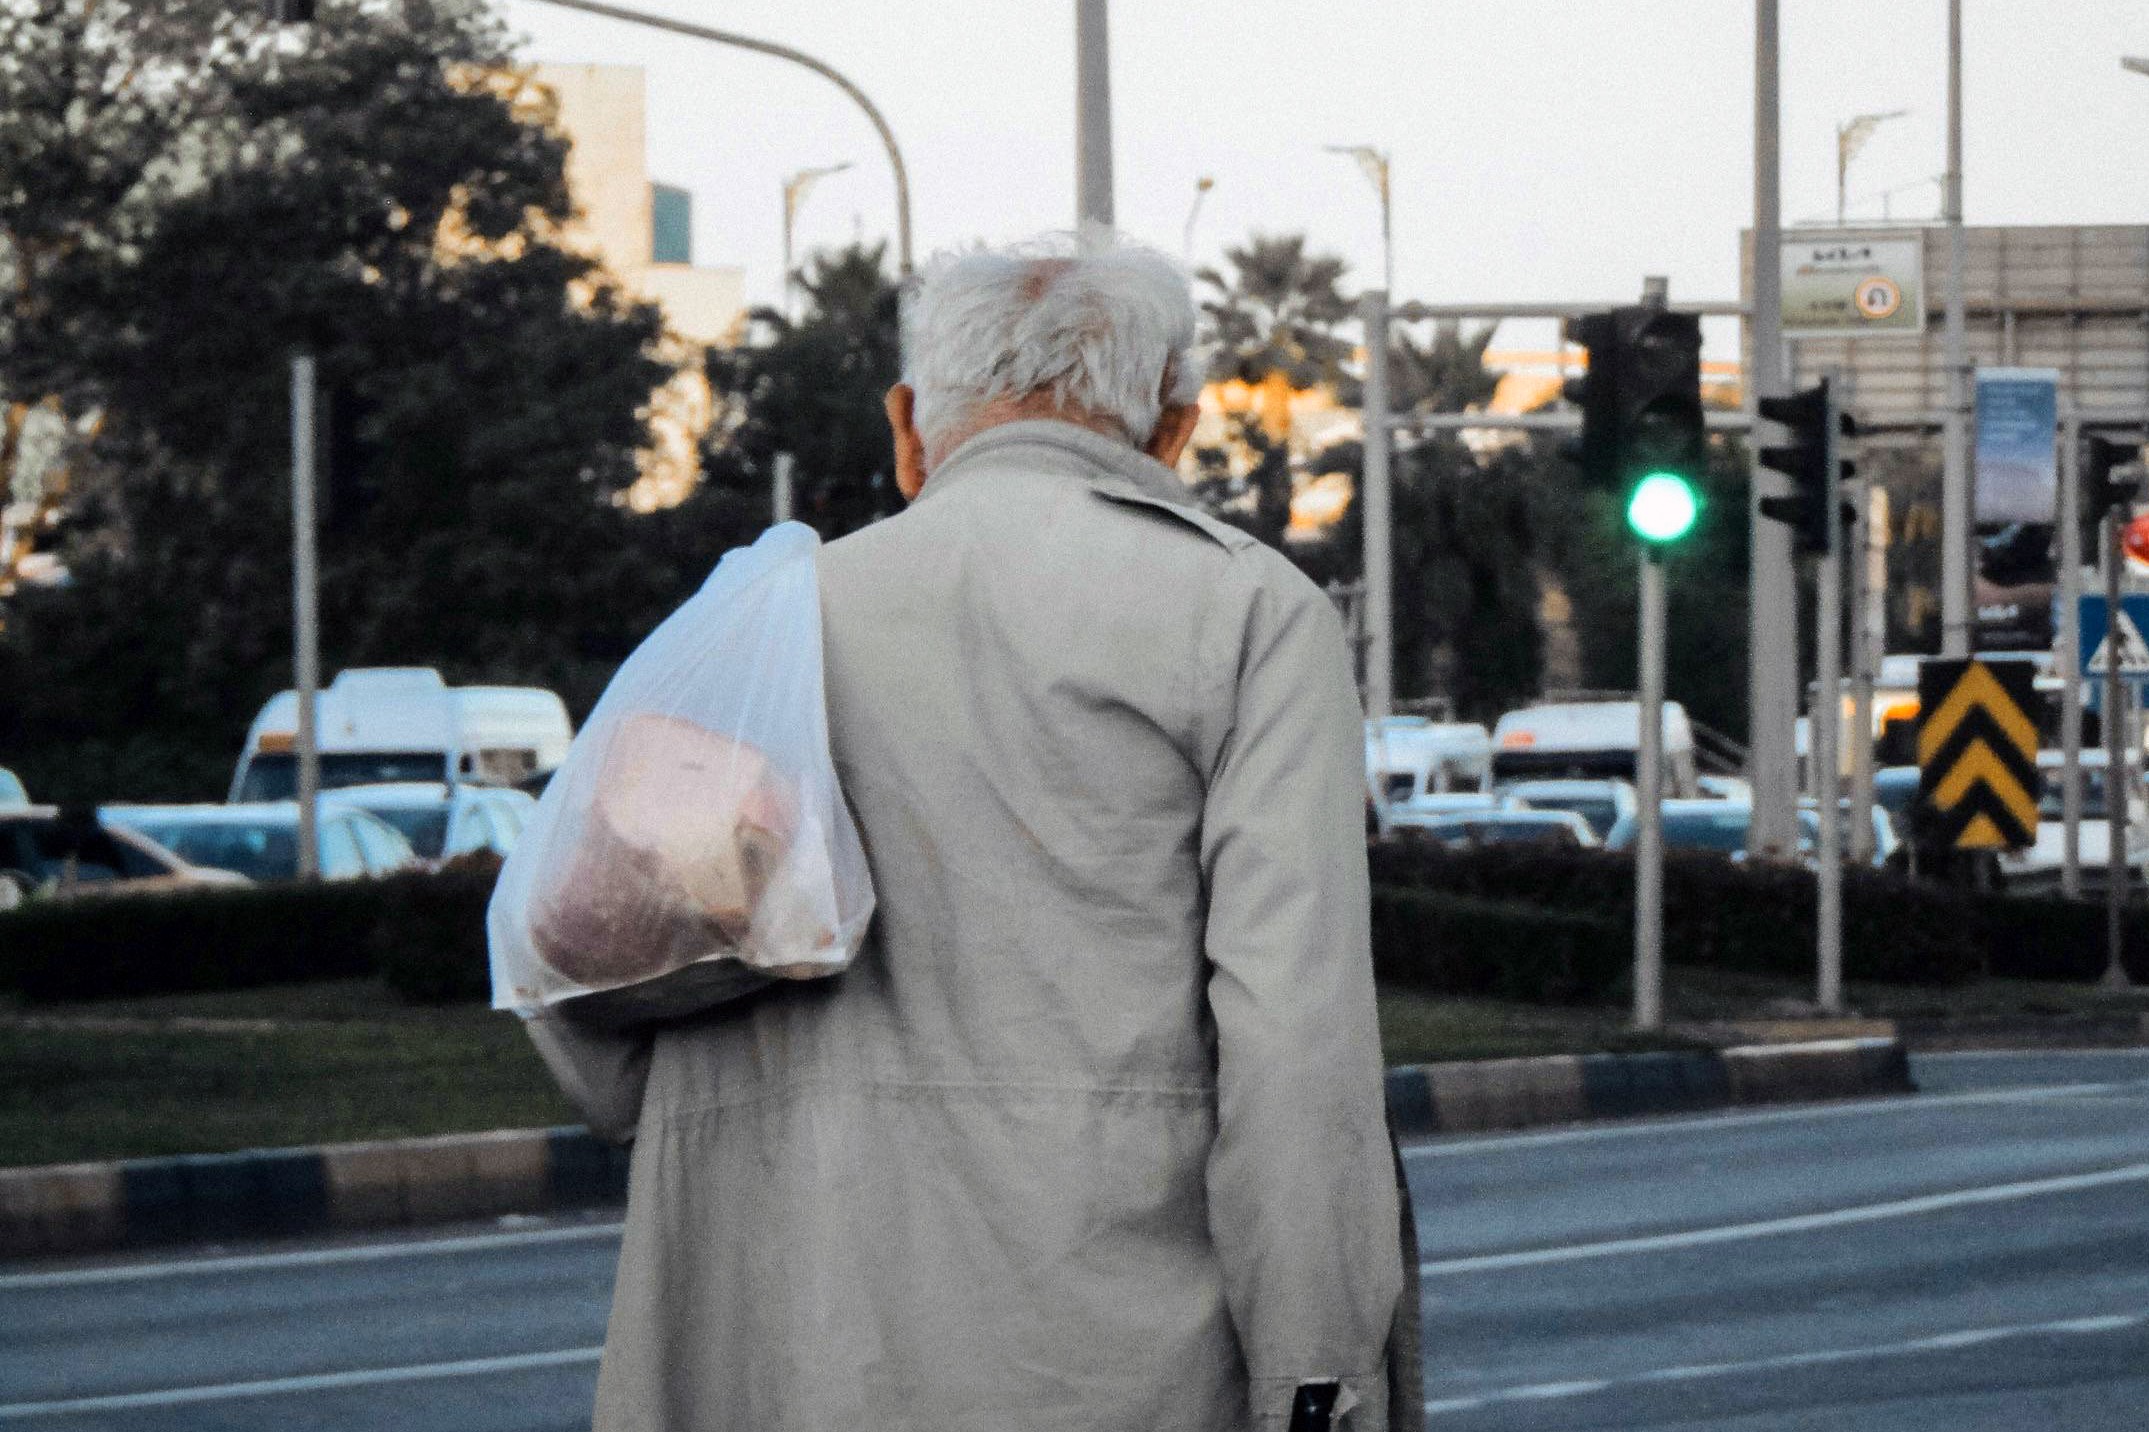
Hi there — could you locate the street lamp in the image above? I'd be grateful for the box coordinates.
[525,0,913,274]
[1835,109,1908,225]
[782,162,852,320]
[2123,56,2149,77]
[1182,176,1214,266]
[1325,144,1392,294]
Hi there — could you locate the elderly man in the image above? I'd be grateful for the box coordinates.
[544,236,1410,1432]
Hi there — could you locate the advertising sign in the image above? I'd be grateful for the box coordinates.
[1974,368,2060,524]
[1779,234,1925,335]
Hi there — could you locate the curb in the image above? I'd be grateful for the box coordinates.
[0,1126,627,1261]
[1,1040,1917,1261]
[1382,1037,1916,1137]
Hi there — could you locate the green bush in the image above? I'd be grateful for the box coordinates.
[1365,843,2144,988]
[1370,888,1624,1004]
[368,855,499,1004]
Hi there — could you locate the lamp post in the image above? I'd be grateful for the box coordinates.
[1183,176,1214,266]
[1076,0,1114,228]
[1326,144,1392,294]
[782,162,852,320]
[525,0,913,274]
[1835,109,1908,225]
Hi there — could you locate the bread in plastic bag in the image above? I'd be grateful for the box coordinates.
[488,522,873,1028]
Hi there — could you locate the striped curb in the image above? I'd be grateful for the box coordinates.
[0,1126,627,1260]
[1383,1038,1916,1137]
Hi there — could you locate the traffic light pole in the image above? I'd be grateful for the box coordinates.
[290,353,321,882]
[1361,289,1394,719]
[2059,418,2083,900]
[2104,503,2131,989]
[1814,384,1846,1012]
[1635,551,1666,1031]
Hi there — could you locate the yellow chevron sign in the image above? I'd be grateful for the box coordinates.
[1916,660,2042,851]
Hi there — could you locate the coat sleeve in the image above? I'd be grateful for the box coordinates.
[1198,555,1405,1427]
[523,1013,654,1146]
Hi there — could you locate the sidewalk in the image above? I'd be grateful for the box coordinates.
[0,1037,1914,1261]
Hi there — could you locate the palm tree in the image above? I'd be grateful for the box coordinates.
[1197,234,1353,388]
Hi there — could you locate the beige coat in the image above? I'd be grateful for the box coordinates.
[538,421,1405,1431]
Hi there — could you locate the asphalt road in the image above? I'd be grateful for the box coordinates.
[2,1050,2145,1431]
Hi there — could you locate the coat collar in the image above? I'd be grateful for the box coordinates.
[919,419,1195,510]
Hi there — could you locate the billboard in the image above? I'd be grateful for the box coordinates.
[1780,234,1924,336]
[1972,368,2060,650]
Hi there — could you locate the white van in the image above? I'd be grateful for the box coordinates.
[229,668,573,802]
[1365,718,1492,804]
[1490,700,1699,798]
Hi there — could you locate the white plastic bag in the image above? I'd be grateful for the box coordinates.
[488,523,874,1028]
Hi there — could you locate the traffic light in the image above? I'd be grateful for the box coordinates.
[2081,433,2142,549]
[270,0,316,22]
[1756,380,1857,555]
[1562,305,1706,547]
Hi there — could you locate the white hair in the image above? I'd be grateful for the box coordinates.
[900,231,1204,454]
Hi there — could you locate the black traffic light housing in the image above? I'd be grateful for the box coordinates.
[270,0,316,22]
[1561,305,1706,498]
[1756,380,1857,555]
[2081,434,2143,551]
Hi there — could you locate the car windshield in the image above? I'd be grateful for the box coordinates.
[351,805,450,858]
[131,820,298,882]
[1661,808,1752,853]
[237,752,444,801]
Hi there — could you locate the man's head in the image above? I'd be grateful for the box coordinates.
[885,233,1204,499]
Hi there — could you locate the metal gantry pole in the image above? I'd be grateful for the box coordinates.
[1361,290,1394,719]
[290,353,321,882]
[527,0,914,273]
[2105,503,2132,989]
[1940,0,1972,657]
[1635,554,1668,1031]
[771,451,795,526]
[2060,417,2084,899]
[1749,0,1799,859]
[1814,379,1846,1012]
[1075,0,1114,229]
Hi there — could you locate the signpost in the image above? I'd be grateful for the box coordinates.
[1779,233,1925,337]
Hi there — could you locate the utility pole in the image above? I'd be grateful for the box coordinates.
[1360,290,1394,718]
[2060,417,2084,899]
[781,162,852,320]
[1848,476,1877,865]
[771,451,795,526]
[1183,176,1214,265]
[1075,0,1114,228]
[1636,547,1667,1030]
[1326,146,1394,295]
[1749,0,1798,859]
[2104,498,2129,988]
[1940,0,1972,656]
[290,354,321,881]
[1814,375,1847,1013]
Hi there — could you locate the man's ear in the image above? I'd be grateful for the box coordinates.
[886,383,927,501]
[1144,402,1202,469]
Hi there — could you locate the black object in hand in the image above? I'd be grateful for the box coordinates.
[1287,1380,1341,1432]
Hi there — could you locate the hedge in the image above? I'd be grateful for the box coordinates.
[1370,888,1623,1004]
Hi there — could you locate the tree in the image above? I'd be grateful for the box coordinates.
[700,243,903,540]
[1197,234,1354,389]
[0,0,729,801]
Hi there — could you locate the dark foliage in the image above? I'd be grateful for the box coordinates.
[1370,887,1624,1004]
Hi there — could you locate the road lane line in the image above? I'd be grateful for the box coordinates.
[0,1221,625,1292]
[1420,1161,2149,1275]
[0,1346,604,1419]
[1402,1078,2147,1159]
[1421,1309,2148,1417]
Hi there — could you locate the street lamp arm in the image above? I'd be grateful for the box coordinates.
[525,0,913,273]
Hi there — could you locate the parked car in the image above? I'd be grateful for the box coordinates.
[1392,809,1600,851]
[1998,750,2149,894]
[0,807,249,904]
[1797,798,1900,868]
[1499,779,1637,841]
[103,802,419,883]
[0,767,28,808]
[323,782,536,866]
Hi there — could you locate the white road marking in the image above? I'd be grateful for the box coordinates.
[0,1221,624,1293]
[1421,1309,2149,1417]
[0,1346,604,1419]
[1401,1078,2146,1160]
[1420,1161,2149,1275]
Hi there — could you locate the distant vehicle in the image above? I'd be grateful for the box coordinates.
[0,767,27,809]
[1490,701,1699,797]
[1393,809,1600,851]
[1365,718,1492,805]
[104,802,419,883]
[1499,779,1636,840]
[230,668,573,803]
[1873,765,1922,842]
[1695,774,1753,802]
[0,808,249,904]
[1998,750,2149,894]
[1797,798,1900,869]
[323,782,536,865]
[1603,798,1891,868]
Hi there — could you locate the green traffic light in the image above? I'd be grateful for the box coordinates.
[1626,471,1700,544]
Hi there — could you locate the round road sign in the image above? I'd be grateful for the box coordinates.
[1853,275,1903,321]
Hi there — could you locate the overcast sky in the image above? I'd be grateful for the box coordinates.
[499,1,2149,357]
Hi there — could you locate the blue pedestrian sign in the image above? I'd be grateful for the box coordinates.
[2077,595,2149,708]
